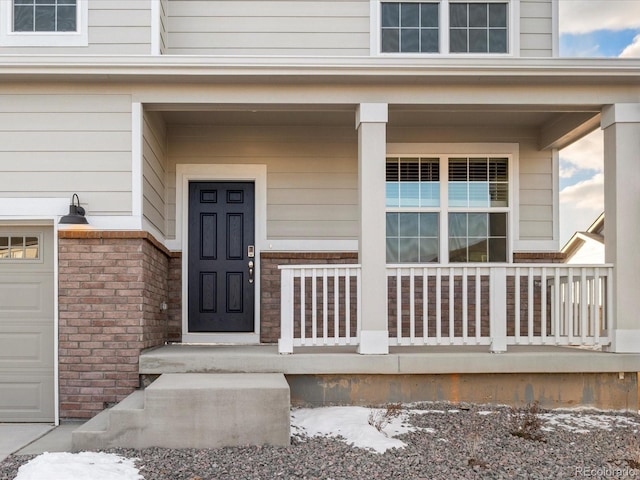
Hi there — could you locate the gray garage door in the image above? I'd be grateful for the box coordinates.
[0,226,54,422]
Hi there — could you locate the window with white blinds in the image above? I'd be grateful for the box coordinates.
[386,154,510,264]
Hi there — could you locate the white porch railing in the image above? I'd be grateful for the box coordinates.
[278,263,613,353]
[278,265,361,354]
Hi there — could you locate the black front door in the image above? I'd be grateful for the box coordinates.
[188,181,255,332]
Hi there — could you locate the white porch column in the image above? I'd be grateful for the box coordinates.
[601,103,640,353]
[356,103,389,354]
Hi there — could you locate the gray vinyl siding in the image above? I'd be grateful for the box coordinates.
[520,0,554,57]
[160,0,169,54]
[387,126,553,241]
[0,0,151,55]
[166,0,370,56]
[167,125,358,240]
[0,94,133,215]
[143,111,168,236]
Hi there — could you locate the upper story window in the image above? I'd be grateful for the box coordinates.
[0,0,88,46]
[13,0,77,33]
[377,0,511,55]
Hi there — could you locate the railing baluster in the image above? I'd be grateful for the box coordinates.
[334,268,339,344]
[410,268,416,345]
[528,267,534,345]
[580,269,588,344]
[475,268,481,343]
[462,267,468,344]
[423,267,428,344]
[300,272,306,345]
[554,268,560,344]
[322,268,328,345]
[515,267,520,344]
[541,267,547,343]
[593,267,600,344]
[606,267,613,335]
[448,269,454,344]
[567,268,573,344]
[345,267,351,344]
[312,269,317,344]
[396,268,402,343]
[356,268,362,340]
[436,267,442,344]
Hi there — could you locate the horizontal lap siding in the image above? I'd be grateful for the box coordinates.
[388,126,553,241]
[167,125,358,240]
[166,0,370,55]
[0,93,133,215]
[143,111,168,237]
[0,1,151,54]
[520,0,553,57]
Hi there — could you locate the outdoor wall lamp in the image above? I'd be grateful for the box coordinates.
[59,194,88,225]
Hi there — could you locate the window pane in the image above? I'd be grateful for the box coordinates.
[399,213,419,237]
[0,237,8,259]
[468,182,489,207]
[469,3,487,27]
[15,0,33,5]
[381,3,400,27]
[489,3,507,27]
[489,213,507,236]
[386,212,399,237]
[386,238,399,263]
[386,158,399,181]
[57,5,76,31]
[467,213,487,237]
[386,182,399,207]
[419,213,439,237]
[382,29,400,52]
[420,3,439,28]
[420,158,439,181]
[25,237,39,259]
[10,237,24,259]
[449,213,467,237]
[490,183,508,207]
[399,237,419,262]
[468,158,487,181]
[400,158,419,181]
[419,238,439,262]
[469,29,487,52]
[14,6,34,31]
[450,3,467,27]
[449,158,467,180]
[420,29,439,52]
[420,182,440,207]
[401,3,419,27]
[489,237,507,262]
[401,29,420,52]
[450,29,467,52]
[448,183,468,207]
[449,237,468,262]
[399,182,419,207]
[489,29,507,53]
[468,238,488,262]
[35,5,55,31]
[489,158,508,181]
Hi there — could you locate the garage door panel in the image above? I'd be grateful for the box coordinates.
[0,374,54,422]
[0,326,54,368]
[0,274,54,319]
[0,226,54,422]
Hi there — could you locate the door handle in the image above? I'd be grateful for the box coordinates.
[248,260,254,284]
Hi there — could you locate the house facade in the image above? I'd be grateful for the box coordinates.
[562,212,604,264]
[0,0,639,423]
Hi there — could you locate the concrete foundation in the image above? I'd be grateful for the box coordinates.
[72,373,290,450]
[287,372,639,411]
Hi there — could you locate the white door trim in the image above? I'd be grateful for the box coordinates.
[176,164,267,344]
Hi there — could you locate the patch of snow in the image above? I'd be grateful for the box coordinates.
[478,411,495,416]
[540,413,640,432]
[291,406,416,454]
[14,452,142,480]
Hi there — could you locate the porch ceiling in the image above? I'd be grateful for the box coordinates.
[156,104,600,149]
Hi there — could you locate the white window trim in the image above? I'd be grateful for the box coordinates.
[371,0,519,57]
[387,143,519,264]
[0,0,88,47]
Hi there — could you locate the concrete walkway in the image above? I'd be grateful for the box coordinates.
[0,423,77,462]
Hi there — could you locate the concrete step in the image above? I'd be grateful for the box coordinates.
[72,373,290,450]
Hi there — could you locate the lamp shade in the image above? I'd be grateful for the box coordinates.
[59,194,88,225]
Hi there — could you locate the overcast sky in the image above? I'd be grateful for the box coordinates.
[557,0,640,245]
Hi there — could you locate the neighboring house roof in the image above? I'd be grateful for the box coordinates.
[561,212,605,264]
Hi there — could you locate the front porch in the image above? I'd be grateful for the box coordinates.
[278,263,614,354]
[139,344,640,410]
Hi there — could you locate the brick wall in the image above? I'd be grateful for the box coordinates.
[514,252,566,263]
[58,231,179,419]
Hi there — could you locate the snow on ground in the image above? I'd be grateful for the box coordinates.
[14,452,142,480]
[291,406,417,453]
[540,412,640,433]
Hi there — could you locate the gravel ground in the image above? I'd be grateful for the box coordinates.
[1,403,639,480]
